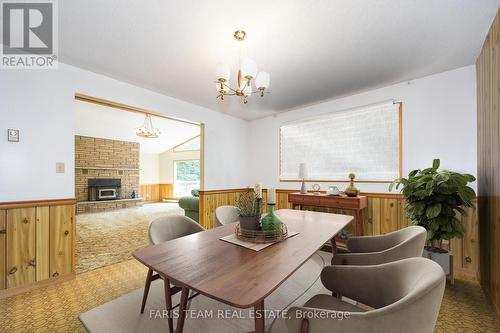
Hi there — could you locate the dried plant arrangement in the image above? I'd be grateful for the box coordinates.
[237,191,259,217]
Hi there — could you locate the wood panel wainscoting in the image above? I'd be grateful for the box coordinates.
[139,184,173,202]
[199,189,479,281]
[477,7,500,317]
[0,198,77,299]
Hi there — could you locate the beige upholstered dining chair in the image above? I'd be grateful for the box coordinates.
[332,225,427,265]
[215,205,240,226]
[140,215,205,314]
[286,257,446,333]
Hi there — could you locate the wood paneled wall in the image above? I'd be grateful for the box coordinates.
[139,184,173,202]
[199,189,479,280]
[477,7,500,316]
[200,189,251,229]
[0,199,76,298]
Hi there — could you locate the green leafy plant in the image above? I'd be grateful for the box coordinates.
[389,159,476,248]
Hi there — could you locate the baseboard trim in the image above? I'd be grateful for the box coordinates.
[0,272,76,299]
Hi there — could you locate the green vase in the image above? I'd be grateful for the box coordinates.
[261,204,282,231]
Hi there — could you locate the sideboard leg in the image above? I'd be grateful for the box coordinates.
[330,237,337,257]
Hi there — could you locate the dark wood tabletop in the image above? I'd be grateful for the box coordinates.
[133,209,352,309]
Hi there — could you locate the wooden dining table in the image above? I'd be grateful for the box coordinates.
[132,209,353,333]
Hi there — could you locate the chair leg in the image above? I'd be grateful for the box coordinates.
[300,318,309,333]
[140,268,154,314]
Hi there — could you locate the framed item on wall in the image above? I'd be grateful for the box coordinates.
[7,129,19,142]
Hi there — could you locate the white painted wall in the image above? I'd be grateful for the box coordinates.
[159,149,201,184]
[139,153,160,184]
[0,63,250,202]
[0,64,478,201]
[248,66,478,193]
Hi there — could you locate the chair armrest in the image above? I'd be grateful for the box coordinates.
[347,234,391,253]
[178,197,199,211]
[335,236,425,266]
[320,265,387,307]
[332,251,392,266]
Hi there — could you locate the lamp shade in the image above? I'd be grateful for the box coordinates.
[241,58,257,79]
[255,72,270,89]
[215,64,230,81]
[298,163,308,179]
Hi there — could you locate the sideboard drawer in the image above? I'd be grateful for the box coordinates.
[319,197,360,209]
[288,194,305,203]
[289,194,321,206]
[301,196,321,205]
[289,193,362,210]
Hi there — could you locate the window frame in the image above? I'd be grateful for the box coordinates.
[173,158,201,198]
[278,102,403,183]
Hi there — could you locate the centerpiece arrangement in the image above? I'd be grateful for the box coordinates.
[235,185,288,243]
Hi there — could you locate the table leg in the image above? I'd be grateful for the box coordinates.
[175,287,189,333]
[163,278,174,333]
[330,237,337,265]
[163,277,174,333]
[254,300,265,333]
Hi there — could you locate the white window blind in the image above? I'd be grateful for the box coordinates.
[280,101,401,181]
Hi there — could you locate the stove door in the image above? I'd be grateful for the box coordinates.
[98,188,117,200]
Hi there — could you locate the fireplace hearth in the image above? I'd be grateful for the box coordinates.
[88,178,122,201]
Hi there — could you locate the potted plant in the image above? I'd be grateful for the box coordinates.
[390,159,476,274]
[236,191,262,230]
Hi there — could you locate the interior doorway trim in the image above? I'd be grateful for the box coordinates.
[75,93,200,126]
[74,92,205,190]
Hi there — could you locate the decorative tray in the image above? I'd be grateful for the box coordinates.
[235,223,288,243]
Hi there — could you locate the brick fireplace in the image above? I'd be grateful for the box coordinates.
[75,135,143,213]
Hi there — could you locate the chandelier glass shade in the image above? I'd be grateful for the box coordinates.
[136,114,160,138]
[215,30,270,104]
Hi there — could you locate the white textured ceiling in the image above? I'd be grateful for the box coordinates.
[75,100,200,154]
[61,0,499,120]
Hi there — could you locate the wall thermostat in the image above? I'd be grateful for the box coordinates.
[7,129,19,142]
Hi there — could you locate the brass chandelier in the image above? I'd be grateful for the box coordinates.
[215,30,270,104]
[136,114,160,138]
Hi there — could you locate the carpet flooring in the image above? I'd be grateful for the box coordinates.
[76,203,183,273]
[0,255,498,332]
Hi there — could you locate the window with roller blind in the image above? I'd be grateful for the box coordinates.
[279,101,402,182]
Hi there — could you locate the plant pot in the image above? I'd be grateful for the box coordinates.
[423,246,450,275]
[239,216,260,231]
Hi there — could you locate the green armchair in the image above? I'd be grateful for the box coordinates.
[178,189,200,223]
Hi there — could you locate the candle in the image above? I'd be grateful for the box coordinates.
[254,183,262,198]
[268,188,276,204]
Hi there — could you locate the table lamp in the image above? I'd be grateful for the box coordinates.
[298,163,308,194]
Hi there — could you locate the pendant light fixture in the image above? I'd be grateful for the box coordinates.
[215,30,270,104]
[136,114,160,138]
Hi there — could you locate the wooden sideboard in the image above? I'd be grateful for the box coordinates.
[0,199,76,298]
[288,192,368,238]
